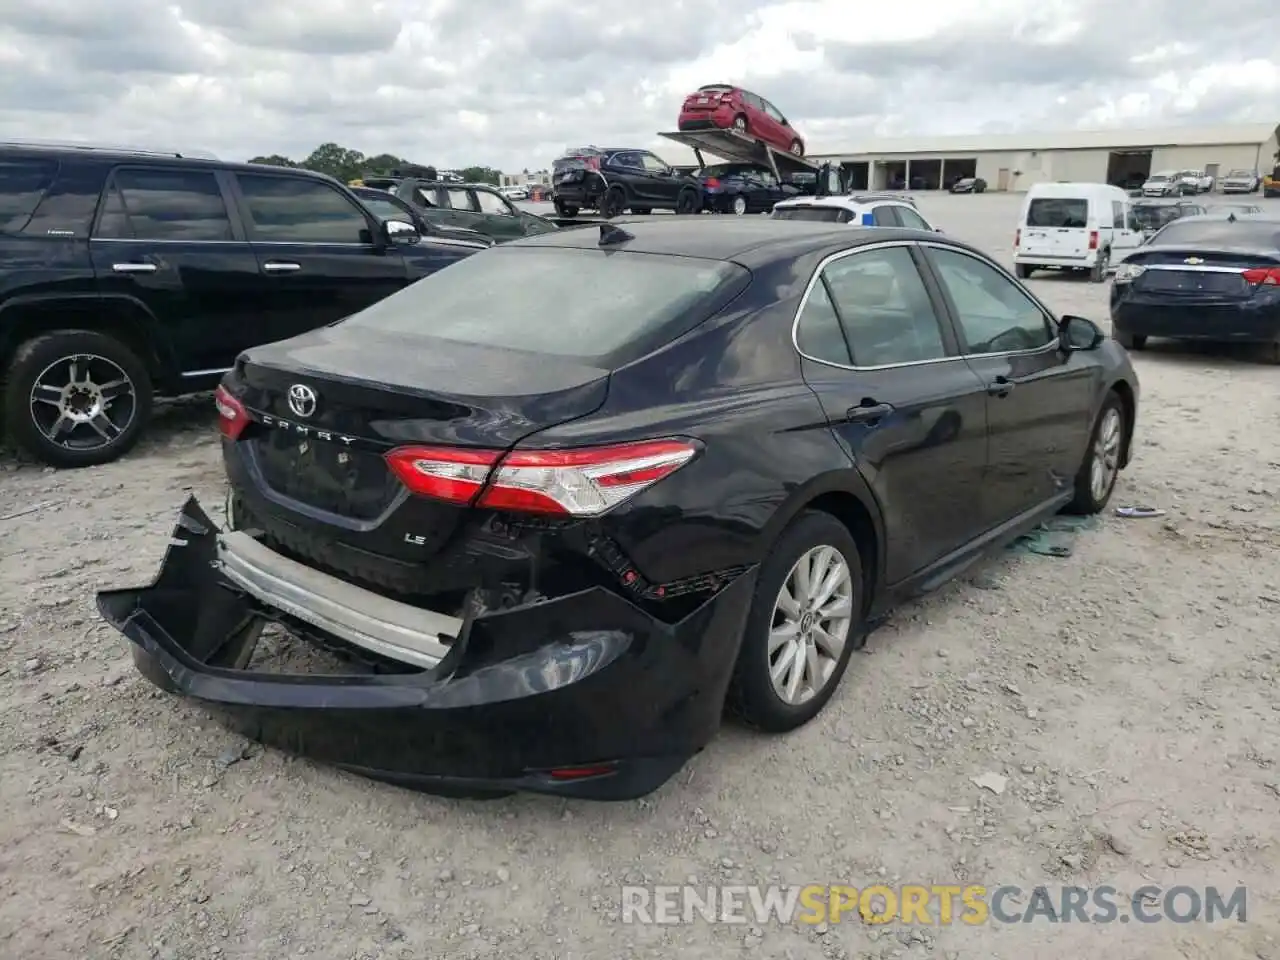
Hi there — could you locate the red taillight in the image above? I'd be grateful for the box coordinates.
[1014,228,1021,246]
[214,384,249,440]
[1241,266,1280,286]
[384,445,500,506]
[1088,230,1099,250]
[704,177,721,188]
[383,439,699,517]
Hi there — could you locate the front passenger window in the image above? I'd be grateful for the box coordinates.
[928,248,1054,353]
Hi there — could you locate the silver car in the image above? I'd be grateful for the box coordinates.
[1220,169,1260,194]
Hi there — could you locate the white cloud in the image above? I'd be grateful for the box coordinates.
[0,0,1274,172]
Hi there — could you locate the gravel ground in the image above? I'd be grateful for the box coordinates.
[3,192,1280,960]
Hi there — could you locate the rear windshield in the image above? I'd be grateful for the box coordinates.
[1026,198,1088,228]
[773,206,849,223]
[1149,219,1280,249]
[357,195,410,222]
[337,247,748,364]
[698,85,734,93]
[1227,170,1252,177]
[1147,174,1170,182]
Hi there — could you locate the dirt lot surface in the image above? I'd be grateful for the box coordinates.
[3,193,1280,960]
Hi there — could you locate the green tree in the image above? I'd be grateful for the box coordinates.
[301,142,367,182]
[458,165,501,185]
[247,154,297,167]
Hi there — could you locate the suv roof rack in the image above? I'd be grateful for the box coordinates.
[0,138,219,160]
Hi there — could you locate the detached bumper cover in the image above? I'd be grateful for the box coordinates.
[96,497,757,800]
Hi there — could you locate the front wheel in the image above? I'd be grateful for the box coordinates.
[727,511,863,732]
[730,195,748,215]
[1015,264,1033,279]
[789,140,803,156]
[3,330,153,468]
[1065,394,1127,515]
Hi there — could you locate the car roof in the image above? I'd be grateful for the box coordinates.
[773,195,914,211]
[506,217,963,269]
[0,142,343,184]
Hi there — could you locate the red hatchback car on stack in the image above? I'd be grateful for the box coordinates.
[677,84,806,156]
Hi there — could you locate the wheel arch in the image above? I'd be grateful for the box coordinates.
[0,294,174,387]
[759,470,885,614]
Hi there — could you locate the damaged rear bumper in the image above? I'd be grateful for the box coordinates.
[96,497,757,800]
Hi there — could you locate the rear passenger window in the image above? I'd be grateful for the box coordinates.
[237,174,370,244]
[822,247,948,367]
[928,248,1054,353]
[96,169,233,242]
[871,206,900,227]
[795,279,852,365]
[895,206,933,231]
[0,159,58,234]
[445,187,478,211]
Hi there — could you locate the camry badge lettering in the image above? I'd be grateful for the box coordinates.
[258,413,355,445]
[288,383,318,418]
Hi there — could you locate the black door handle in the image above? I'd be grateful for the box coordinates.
[987,376,1016,397]
[846,401,894,424]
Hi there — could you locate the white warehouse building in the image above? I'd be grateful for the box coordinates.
[807,123,1279,192]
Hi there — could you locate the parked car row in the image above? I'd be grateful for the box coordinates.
[0,141,502,467]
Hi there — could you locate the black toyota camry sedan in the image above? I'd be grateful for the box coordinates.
[98,218,1140,801]
[1111,214,1280,358]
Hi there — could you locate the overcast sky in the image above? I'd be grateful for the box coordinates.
[1,0,1276,171]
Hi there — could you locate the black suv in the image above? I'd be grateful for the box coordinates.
[552,147,703,218]
[0,141,487,468]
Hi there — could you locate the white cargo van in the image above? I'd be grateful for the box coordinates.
[1013,183,1144,282]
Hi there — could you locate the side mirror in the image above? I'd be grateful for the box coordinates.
[1058,315,1105,352]
[934,227,945,234]
[384,219,420,245]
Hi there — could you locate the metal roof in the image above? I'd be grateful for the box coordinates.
[808,123,1279,159]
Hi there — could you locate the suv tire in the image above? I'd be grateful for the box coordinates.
[3,330,153,468]
[1015,264,1033,279]
[675,188,699,215]
[601,186,626,219]
[553,199,579,218]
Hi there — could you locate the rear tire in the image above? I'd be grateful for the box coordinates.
[553,199,579,217]
[3,330,153,468]
[732,114,748,134]
[1065,393,1126,515]
[1015,264,1033,279]
[600,186,626,219]
[1090,251,1109,283]
[727,511,863,733]
[790,140,804,156]
[730,195,748,215]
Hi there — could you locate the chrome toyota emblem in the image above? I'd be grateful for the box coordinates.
[287,383,318,418]
[1184,257,1204,265]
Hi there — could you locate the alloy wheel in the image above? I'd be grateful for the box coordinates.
[732,196,747,215]
[1089,408,1123,501]
[28,354,137,451]
[768,545,853,705]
